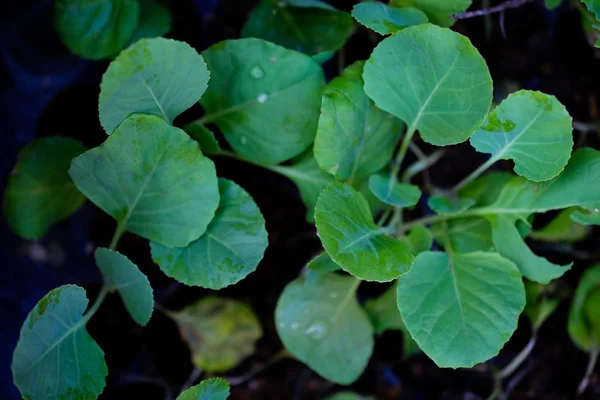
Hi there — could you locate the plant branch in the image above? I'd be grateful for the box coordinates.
[500,336,536,379]
[451,0,533,20]
[109,222,126,250]
[450,155,498,193]
[82,284,109,324]
[578,348,599,395]
[223,349,289,385]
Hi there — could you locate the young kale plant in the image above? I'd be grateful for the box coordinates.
[5,0,600,399]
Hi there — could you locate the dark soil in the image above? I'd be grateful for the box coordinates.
[2,0,600,399]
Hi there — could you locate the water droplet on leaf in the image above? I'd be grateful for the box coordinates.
[250,65,264,79]
[241,136,248,145]
[290,322,299,330]
[304,320,328,340]
[257,92,269,103]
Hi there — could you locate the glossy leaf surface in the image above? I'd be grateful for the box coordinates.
[352,2,428,35]
[390,0,471,27]
[368,174,421,207]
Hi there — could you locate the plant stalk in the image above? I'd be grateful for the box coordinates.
[82,284,109,324]
[578,348,599,395]
[450,155,497,193]
[500,336,536,379]
[452,0,533,20]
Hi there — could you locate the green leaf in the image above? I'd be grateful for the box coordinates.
[315,61,403,182]
[401,225,433,255]
[352,2,428,35]
[568,264,600,351]
[325,393,375,400]
[458,171,514,207]
[530,208,589,243]
[363,24,492,146]
[545,0,564,9]
[368,174,421,207]
[242,0,354,55]
[12,285,108,400]
[365,285,421,357]
[524,280,567,332]
[177,378,230,400]
[173,296,262,372]
[4,137,87,239]
[99,37,209,134]
[428,195,475,215]
[307,252,341,272]
[94,247,154,326]
[151,179,267,289]
[184,123,221,155]
[315,183,414,282]
[200,38,325,165]
[69,114,219,248]
[270,149,334,222]
[433,217,494,253]
[390,0,471,27]
[276,271,374,384]
[397,251,525,368]
[582,0,600,20]
[571,207,600,225]
[128,0,172,44]
[470,90,573,182]
[54,0,139,60]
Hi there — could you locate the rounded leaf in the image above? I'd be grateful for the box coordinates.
[276,272,374,384]
[200,38,325,165]
[569,264,600,351]
[99,37,209,134]
[151,179,268,289]
[177,378,230,400]
[128,0,172,44]
[389,0,471,27]
[69,114,219,248]
[315,183,414,281]
[12,285,108,400]
[368,174,421,207]
[4,137,87,239]
[363,24,492,146]
[54,0,139,60]
[95,248,154,326]
[470,90,573,182]
[352,2,428,35]
[397,251,525,368]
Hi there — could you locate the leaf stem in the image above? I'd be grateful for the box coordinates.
[578,347,599,395]
[450,155,497,193]
[500,335,536,379]
[391,128,416,181]
[486,365,506,400]
[82,284,109,324]
[451,0,533,20]
[223,349,289,385]
[109,222,126,250]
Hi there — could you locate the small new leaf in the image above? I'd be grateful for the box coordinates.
[94,247,154,326]
[99,37,209,134]
[390,0,471,27]
[12,285,108,400]
[4,137,87,239]
[568,264,600,351]
[368,174,421,207]
[151,179,267,289]
[428,195,475,215]
[69,114,219,248]
[276,271,374,384]
[315,183,414,282]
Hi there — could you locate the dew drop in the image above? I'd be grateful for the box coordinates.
[257,92,269,103]
[595,208,599,213]
[269,56,277,63]
[250,65,265,79]
[304,320,328,340]
[330,292,338,299]
[278,322,285,328]
[279,1,287,7]
[241,136,248,145]
[290,322,299,330]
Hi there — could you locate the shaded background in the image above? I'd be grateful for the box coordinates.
[1,0,600,398]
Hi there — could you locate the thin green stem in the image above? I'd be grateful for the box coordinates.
[398,213,451,235]
[224,349,289,385]
[377,208,392,227]
[578,347,599,395]
[82,284,109,324]
[486,365,506,400]
[109,222,126,250]
[500,335,536,379]
[450,155,497,193]
[391,128,416,181]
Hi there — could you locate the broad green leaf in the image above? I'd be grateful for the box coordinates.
[434,217,494,253]
[242,0,353,55]
[200,38,325,165]
[99,37,209,134]
[571,208,600,225]
[94,247,154,326]
[582,0,600,20]
[54,0,139,60]
[173,296,262,372]
[390,0,471,27]
[545,0,564,9]
[307,252,341,272]
[530,208,589,242]
[368,174,421,207]
[151,179,267,289]
[270,150,334,222]
[363,24,492,146]
[365,285,421,357]
[4,137,87,239]
[312,51,335,64]
[568,265,600,351]
[352,2,428,35]
[184,123,221,155]
[524,280,567,332]
[12,285,108,400]
[315,61,403,182]
[128,0,172,44]
[459,171,514,207]
[325,393,375,400]
[315,183,414,281]
[470,91,573,182]
[401,225,432,255]
[70,114,219,248]
[276,271,374,384]
[397,251,525,368]
[177,378,230,400]
[428,195,475,215]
